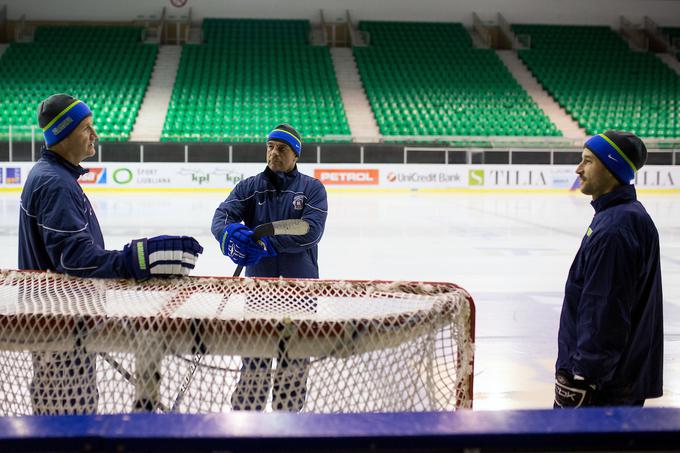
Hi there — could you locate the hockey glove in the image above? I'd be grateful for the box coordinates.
[125,235,204,280]
[554,369,597,408]
[220,223,262,266]
[248,236,278,263]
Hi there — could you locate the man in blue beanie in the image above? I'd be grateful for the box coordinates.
[19,94,204,414]
[211,123,328,411]
[555,130,663,407]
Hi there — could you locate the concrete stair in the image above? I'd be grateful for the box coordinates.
[330,48,381,143]
[130,45,182,142]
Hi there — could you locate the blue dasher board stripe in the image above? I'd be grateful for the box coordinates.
[1,408,680,452]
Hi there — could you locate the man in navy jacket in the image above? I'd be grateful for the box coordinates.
[212,124,328,411]
[19,94,203,414]
[555,130,663,407]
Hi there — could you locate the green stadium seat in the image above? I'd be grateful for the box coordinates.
[513,24,680,138]
[0,26,156,142]
[162,19,349,143]
[354,21,560,138]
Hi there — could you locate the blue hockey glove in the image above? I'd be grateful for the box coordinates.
[220,223,262,266]
[125,235,203,280]
[236,236,277,268]
[250,236,278,262]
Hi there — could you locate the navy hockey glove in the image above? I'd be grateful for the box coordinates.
[554,369,597,408]
[125,235,203,280]
[220,223,262,266]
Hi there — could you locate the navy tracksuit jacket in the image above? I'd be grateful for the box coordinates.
[557,184,663,403]
[19,148,130,278]
[211,165,328,278]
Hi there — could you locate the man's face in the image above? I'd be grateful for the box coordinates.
[266,140,297,173]
[575,148,619,200]
[60,116,98,163]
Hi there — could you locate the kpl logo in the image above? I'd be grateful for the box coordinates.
[79,168,107,184]
[314,169,379,185]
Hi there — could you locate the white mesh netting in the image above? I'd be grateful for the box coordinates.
[0,269,474,415]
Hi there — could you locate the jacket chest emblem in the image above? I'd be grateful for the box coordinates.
[292,195,305,210]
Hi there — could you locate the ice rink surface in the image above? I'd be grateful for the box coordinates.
[0,189,678,410]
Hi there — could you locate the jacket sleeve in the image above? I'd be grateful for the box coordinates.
[211,182,249,242]
[37,183,131,279]
[572,230,638,383]
[270,179,328,254]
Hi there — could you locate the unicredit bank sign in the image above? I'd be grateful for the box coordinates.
[314,169,380,185]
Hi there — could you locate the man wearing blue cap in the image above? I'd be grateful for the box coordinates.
[211,124,328,411]
[19,94,204,414]
[554,131,663,408]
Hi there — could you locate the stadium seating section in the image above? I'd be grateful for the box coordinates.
[162,19,350,142]
[2,21,680,144]
[0,26,156,141]
[354,21,560,138]
[514,24,680,138]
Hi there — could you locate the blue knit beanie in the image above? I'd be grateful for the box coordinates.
[584,130,647,184]
[266,124,302,156]
[38,94,93,147]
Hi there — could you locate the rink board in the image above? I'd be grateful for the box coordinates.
[1,408,680,452]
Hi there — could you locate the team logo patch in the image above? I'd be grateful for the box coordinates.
[292,195,305,210]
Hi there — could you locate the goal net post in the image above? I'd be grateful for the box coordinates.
[0,270,475,415]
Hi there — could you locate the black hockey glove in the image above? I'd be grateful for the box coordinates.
[554,369,597,408]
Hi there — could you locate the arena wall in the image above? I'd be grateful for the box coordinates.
[3,0,680,27]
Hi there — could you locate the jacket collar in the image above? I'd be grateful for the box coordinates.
[41,147,89,179]
[591,184,637,213]
[264,165,299,191]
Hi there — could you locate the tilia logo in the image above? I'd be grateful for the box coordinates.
[488,170,547,187]
[635,170,676,187]
[52,116,73,135]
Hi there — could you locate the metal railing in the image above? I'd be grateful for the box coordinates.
[497,13,525,49]
[346,10,369,47]
[644,16,661,36]
[472,13,492,48]
[3,126,679,164]
[620,16,649,51]
[310,9,328,46]
[1,125,38,161]
[14,14,34,42]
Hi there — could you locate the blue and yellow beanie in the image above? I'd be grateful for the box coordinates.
[266,124,302,156]
[38,94,93,147]
[584,130,647,185]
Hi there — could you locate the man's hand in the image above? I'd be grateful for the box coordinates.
[125,235,203,280]
[554,369,597,408]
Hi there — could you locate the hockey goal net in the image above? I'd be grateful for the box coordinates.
[0,269,474,415]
